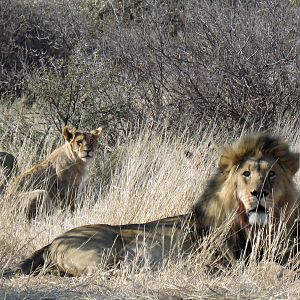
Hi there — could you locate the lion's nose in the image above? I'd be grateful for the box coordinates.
[251,190,269,199]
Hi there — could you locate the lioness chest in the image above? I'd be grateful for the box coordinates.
[47,149,87,203]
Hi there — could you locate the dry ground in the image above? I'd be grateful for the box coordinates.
[0,120,300,299]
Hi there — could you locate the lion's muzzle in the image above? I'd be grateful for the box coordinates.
[247,204,269,226]
[81,150,94,161]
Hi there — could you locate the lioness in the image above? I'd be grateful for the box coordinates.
[10,125,103,218]
[5,134,300,276]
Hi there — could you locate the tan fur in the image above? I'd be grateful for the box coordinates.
[4,134,300,277]
[3,214,195,277]
[10,125,103,218]
[193,133,300,258]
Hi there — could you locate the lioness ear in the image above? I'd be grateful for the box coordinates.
[90,127,103,140]
[63,125,76,142]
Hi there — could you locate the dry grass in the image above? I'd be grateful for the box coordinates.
[0,121,300,299]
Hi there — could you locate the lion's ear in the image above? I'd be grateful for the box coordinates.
[218,154,234,173]
[63,125,76,142]
[281,152,300,176]
[91,127,103,140]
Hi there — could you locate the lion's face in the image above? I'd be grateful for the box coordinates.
[235,156,286,226]
[63,126,103,162]
[193,134,300,257]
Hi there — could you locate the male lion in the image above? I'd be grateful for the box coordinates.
[4,134,300,277]
[10,125,103,218]
[193,133,300,259]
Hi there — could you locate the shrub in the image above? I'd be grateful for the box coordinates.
[1,0,299,137]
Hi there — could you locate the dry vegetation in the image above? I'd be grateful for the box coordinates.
[0,119,299,299]
[0,0,300,298]
[1,0,300,136]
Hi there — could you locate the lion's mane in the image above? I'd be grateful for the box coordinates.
[192,134,300,258]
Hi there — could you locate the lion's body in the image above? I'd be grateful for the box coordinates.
[7,214,195,276]
[5,134,300,276]
[14,143,88,208]
[11,126,102,218]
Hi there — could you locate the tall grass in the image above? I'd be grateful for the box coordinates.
[0,119,300,299]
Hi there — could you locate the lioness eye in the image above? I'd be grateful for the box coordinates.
[242,171,251,177]
[268,171,276,178]
[77,140,83,145]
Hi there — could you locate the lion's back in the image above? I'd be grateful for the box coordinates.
[13,160,57,192]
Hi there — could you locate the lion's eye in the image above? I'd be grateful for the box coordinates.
[77,140,83,145]
[242,171,251,177]
[268,171,276,178]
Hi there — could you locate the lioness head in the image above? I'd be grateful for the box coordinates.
[219,134,299,228]
[63,125,103,162]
